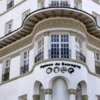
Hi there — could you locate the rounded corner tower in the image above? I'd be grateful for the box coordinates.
[0,0,100,100]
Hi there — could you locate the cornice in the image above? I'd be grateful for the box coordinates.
[0,0,27,16]
[0,17,100,59]
[0,58,100,86]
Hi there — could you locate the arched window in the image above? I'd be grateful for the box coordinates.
[76,81,88,100]
[33,81,45,100]
[52,78,69,100]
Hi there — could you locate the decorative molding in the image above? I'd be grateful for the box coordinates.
[0,0,27,16]
[0,35,32,57]
[33,95,40,100]
[0,17,100,58]
[68,89,76,94]
[44,89,52,94]
[1,59,100,85]
[33,17,87,36]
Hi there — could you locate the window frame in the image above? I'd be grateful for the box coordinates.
[49,33,70,58]
[5,20,13,35]
[20,50,29,75]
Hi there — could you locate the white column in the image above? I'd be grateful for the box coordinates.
[44,33,49,60]
[70,35,76,59]
[68,89,76,100]
[44,89,52,100]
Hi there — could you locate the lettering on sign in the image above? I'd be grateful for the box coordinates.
[40,62,81,74]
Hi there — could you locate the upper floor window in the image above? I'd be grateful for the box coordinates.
[5,20,13,35]
[93,12,100,27]
[49,34,71,59]
[49,0,70,7]
[2,59,10,82]
[94,52,100,75]
[7,0,14,9]
[22,10,30,22]
[74,0,82,9]
[20,51,29,75]
[35,38,44,63]
[38,0,44,9]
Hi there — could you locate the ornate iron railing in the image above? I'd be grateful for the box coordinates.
[76,51,86,63]
[2,72,9,82]
[49,48,71,59]
[35,52,44,63]
[20,64,29,74]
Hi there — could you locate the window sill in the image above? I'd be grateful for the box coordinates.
[0,0,27,16]
[92,0,100,5]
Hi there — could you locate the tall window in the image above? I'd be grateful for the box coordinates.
[75,38,86,63]
[49,34,70,58]
[76,38,82,53]
[5,20,13,35]
[94,52,100,75]
[22,10,30,22]
[35,38,44,63]
[7,0,14,9]
[20,51,29,75]
[94,52,100,61]
[2,59,10,82]
[49,0,70,7]
[93,12,100,27]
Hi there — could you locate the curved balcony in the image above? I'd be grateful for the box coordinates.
[76,51,86,63]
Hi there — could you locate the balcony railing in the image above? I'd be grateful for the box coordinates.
[20,64,29,75]
[49,48,71,59]
[7,1,14,9]
[2,72,9,82]
[35,52,44,63]
[49,1,70,7]
[76,51,86,63]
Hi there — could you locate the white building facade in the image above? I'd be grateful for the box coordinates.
[0,0,100,100]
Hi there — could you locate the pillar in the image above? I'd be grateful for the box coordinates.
[44,89,52,100]
[44,33,49,60]
[68,89,76,100]
[70,34,76,59]
[33,95,40,100]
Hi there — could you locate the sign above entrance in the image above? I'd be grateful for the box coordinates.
[40,62,81,74]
